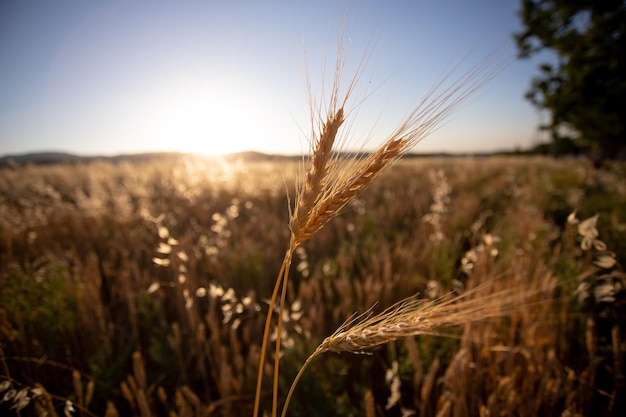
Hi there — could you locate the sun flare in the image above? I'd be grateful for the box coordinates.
[152,86,267,156]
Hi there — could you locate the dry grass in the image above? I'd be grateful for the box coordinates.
[0,155,625,416]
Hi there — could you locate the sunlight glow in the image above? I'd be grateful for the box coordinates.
[152,85,268,156]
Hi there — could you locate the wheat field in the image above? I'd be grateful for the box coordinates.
[0,153,625,416]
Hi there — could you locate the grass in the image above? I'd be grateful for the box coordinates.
[1,154,625,416]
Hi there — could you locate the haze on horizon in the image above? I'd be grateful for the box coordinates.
[0,0,550,158]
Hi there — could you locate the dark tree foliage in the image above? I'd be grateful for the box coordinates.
[515,0,626,163]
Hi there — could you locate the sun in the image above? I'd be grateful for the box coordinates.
[162,99,259,156]
[152,87,266,156]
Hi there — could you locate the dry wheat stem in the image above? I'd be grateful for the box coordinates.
[254,30,373,417]
[280,348,319,417]
[273,250,293,415]
[253,251,291,417]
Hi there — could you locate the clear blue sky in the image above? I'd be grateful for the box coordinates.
[0,0,550,157]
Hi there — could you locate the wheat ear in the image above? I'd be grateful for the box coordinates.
[252,40,353,417]
[292,136,405,243]
[255,35,507,417]
[252,28,371,417]
[290,107,345,245]
[317,285,519,354]
[290,46,505,246]
[281,283,543,416]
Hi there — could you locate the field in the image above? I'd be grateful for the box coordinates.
[0,154,625,416]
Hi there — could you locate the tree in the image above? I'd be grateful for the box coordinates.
[515,0,626,163]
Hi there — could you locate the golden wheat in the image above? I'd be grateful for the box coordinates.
[289,48,504,248]
[253,30,507,417]
[317,286,521,354]
[292,137,405,244]
[290,107,345,243]
[280,282,546,417]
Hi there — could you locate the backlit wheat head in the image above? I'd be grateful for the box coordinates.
[317,284,521,354]
[280,282,544,417]
[254,33,507,417]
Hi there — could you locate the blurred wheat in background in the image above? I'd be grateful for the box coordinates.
[1,153,625,416]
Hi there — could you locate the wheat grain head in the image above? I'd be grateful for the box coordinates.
[258,29,508,417]
[289,44,506,248]
[281,281,545,417]
[316,284,526,355]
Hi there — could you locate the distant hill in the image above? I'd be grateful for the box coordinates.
[0,148,533,169]
[220,151,297,162]
[0,150,299,168]
[0,151,89,167]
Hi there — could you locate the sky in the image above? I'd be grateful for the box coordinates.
[0,0,552,157]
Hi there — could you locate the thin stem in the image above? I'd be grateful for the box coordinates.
[281,350,322,417]
[273,252,292,417]
[253,252,290,417]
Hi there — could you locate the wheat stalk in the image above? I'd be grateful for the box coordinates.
[253,31,507,417]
